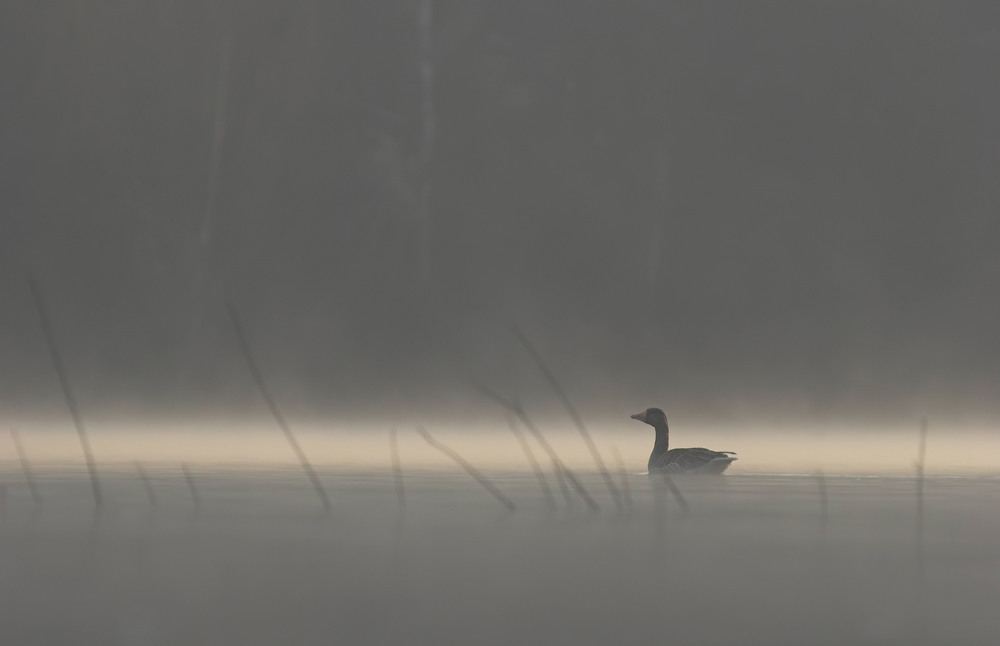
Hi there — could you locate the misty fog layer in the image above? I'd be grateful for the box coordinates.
[2,2,998,422]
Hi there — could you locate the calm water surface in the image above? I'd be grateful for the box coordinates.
[1,465,998,645]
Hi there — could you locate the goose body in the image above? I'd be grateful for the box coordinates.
[648,447,737,474]
[631,408,737,475]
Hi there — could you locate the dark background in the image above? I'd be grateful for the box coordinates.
[2,1,998,424]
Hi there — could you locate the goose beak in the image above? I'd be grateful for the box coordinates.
[630,411,646,422]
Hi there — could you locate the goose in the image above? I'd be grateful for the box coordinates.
[631,407,736,474]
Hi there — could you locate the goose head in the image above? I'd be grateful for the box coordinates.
[630,407,667,427]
